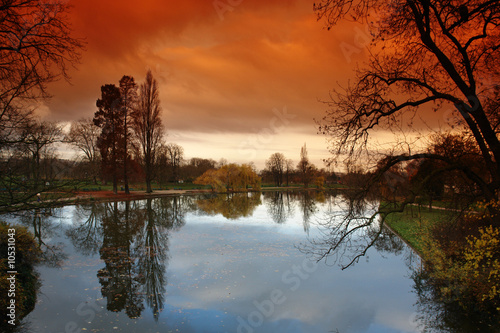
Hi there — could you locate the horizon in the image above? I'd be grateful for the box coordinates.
[43,0,338,171]
[38,0,443,172]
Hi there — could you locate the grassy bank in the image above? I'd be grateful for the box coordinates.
[383,204,459,254]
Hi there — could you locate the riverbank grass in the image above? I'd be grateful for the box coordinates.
[383,205,459,254]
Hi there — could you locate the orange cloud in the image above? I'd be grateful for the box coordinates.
[45,0,384,166]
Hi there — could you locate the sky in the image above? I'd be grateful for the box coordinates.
[42,0,375,170]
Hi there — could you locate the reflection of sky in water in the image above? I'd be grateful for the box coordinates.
[11,194,420,333]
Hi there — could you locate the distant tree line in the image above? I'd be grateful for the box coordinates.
[260,143,338,188]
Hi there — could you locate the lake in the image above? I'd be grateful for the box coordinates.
[5,191,423,333]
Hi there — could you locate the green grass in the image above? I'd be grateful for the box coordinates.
[413,198,472,210]
[384,204,459,254]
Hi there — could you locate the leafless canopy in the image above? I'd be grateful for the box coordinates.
[65,118,100,163]
[0,0,83,209]
[316,0,500,198]
[0,0,83,117]
[266,152,286,187]
[132,70,164,193]
[311,0,500,267]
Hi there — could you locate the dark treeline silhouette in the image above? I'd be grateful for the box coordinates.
[92,71,164,194]
[261,145,338,188]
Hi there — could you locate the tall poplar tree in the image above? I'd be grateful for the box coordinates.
[132,70,164,193]
[119,76,138,194]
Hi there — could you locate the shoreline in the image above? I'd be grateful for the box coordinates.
[72,186,330,203]
[0,187,333,213]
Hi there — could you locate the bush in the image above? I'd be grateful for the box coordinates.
[0,221,41,328]
[419,200,500,313]
[464,225,500,306]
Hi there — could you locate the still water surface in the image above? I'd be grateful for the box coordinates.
[7,192,421,333]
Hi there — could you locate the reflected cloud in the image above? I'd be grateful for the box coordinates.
[2,193,427,332]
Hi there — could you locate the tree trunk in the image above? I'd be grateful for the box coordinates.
[145,147,152,193]
[112,140,118,194]
[123,113,130,194]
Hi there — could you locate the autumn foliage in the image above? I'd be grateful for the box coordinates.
[194,164,261,192]
[0,222,41,327]
[419,200,500,313]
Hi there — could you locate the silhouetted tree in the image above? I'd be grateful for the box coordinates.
[93,84,124,194]
[316,0,500,205]
[20,120,63,191]
[0,0,83,127]
[65,118,101,183]
[0,0,83,208]
[312,0,500,269]
[266,152,286,187]
[165,143,184,183]
[297,143,316,188]
[132,71,163,193]
[285,158,294,187]
[119,76,137,194]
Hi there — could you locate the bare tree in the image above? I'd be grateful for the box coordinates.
[316,0,500,202]
[285,158,294,187]
[165,143,184,183]
[0,106,32,149]
[266,152,286,187]
[132,70,164,193]
[312,0,500,267]
[0,0,83,123]
[21,120,63,190]
[119,76,137,194]
[65,118,101,183]
[0,119,63,210]
[0,0,83,208]
[297,143,316,188]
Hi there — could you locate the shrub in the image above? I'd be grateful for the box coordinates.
[0,221,41,328]
[419,200,500,313]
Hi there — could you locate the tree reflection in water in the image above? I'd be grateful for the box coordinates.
[297,191,322,233]
[263,191,294,224]
[17,207,68,267]
[299,190,500,332]
[67,196,190,320]
[97,201,144,318]
[196,192,261,219]
[263,191,322,232]
[301,190,383,269]
[411,269,500,333]
[9,192,496,331]
[67,203,105,255]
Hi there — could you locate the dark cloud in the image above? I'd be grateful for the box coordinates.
[48,0,346,133]
[44,0,390,168]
